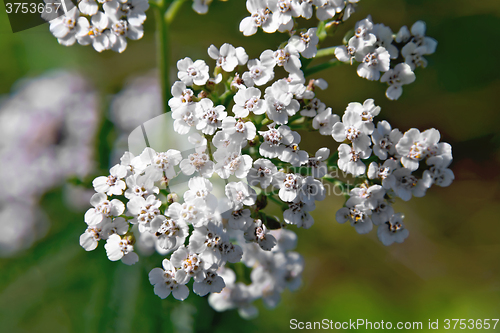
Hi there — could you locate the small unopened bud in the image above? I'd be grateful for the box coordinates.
[160,176,169,188]
[231,73,245,91]
[198,90,208,99]
[307,79,315,91]
[167,193,179,204]
[248,135,260,147]
[124,232,136,245]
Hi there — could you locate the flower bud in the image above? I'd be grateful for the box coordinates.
[160,176,169,188]
[198,90,208,99]
[167,193,179,204]
[124,232,136,245]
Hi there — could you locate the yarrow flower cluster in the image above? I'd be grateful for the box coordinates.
[46,0,149,52]
[333,107,453,244]
[240,0,359,36]
[334,16,437,100]
[45,0,226,52]
[81,0,453,318]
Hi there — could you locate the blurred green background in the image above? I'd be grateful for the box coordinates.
[1,0,499,332]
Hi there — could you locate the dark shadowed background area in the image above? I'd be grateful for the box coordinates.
[0,0,499,332]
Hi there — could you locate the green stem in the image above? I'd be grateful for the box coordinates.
[315,46,338,59]
[155,0,186,114]
[155,5,171,113]
[303,59,343,77]
[268,195,287,210]
[218,89,235,107]
[165,0,187,24]
[316,20,327,43]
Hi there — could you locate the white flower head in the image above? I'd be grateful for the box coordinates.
[225,181,257,210]
[335,197,373,234]
[247,158,278,188]
[177,57,210,86]
[259,125,294,158]
[221,117,257,144]
[299,176,326,206]
[283,198,315,229]
[151,215,189,252]
[179,149,215,178]
[92,164,128,196]
[233,87,267,118]
[380,63,416,100]
[316,0,345,21]
[280,132,309,167]
[168,200,205,227]
[337,143,371,177]
[371,23,398,59]
[312,107,340,136]
[49,8,87,46]
[208,43,248,72]
[371,120,403,160]
[171,245,210,284]
[242,59,275,87]
[127,194,162,232]
[355,46,391,81]
[214,151,253,179]
[244,219,277,251]
[401,42,428,70]
[345,98,380,129]
[260,45,301,74]
[149,259,190,300]
[307,148,330,178]
[104,234,139,265]
[353,15,377,46]
[141,147,182,180]
[273,172,303,202]
[80,217,128,251]
[240,0,279,36]
[395,128,442,171]
[85,193,125,226]
[105,11,144,53]
[193,269,225,296]
[264,80,300,125]
[288,28,319,59]
[172,104,198,134]
[169,81,195,111]
[76,12,111,52]
[195,99,227,135]
[335,36,363,64]
[409,21,438,55]
[184,176,218,208]
[332,110,373,150]
[377,213,409,246]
